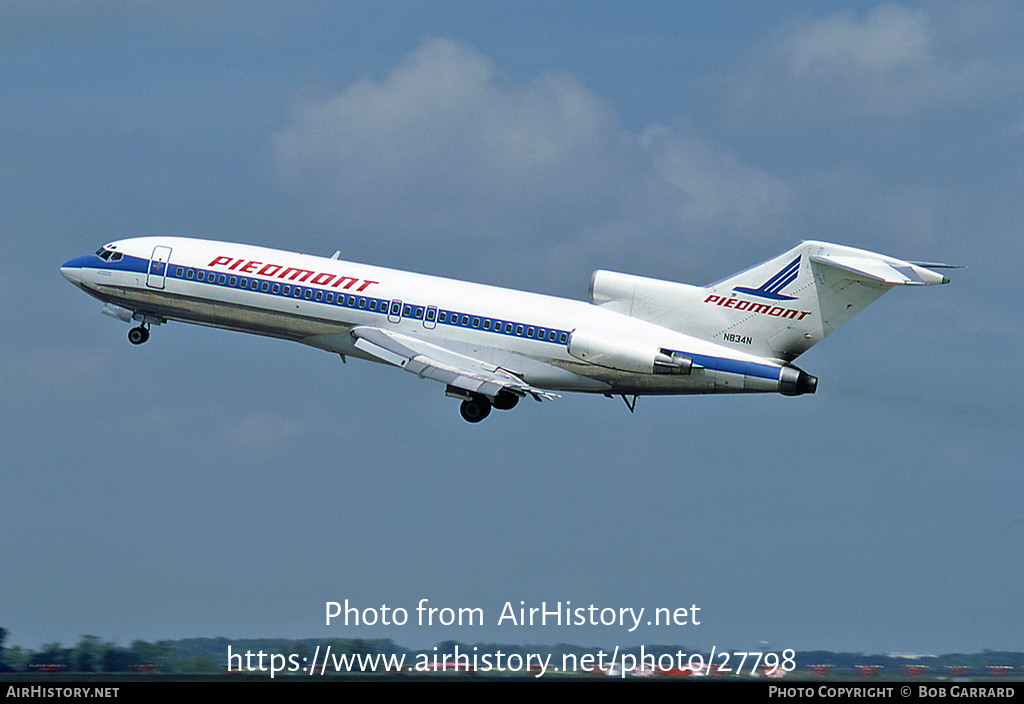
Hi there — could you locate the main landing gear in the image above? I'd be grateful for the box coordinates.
[127,325,150,345]
[452,388,521,423]
[460,397,491,423]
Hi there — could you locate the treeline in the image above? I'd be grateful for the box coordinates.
[0,630,218,674]
[2,627,1023,676]
[0,630,394,674]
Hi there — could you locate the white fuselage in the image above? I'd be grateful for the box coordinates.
[61,236,796,397]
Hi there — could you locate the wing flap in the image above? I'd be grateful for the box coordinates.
[350,326,557,401]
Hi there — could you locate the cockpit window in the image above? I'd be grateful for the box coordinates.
[94,246,122,262]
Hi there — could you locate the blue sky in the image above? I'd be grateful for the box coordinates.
[2,1,1022,655]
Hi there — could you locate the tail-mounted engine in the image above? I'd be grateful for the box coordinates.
[567,328,692,375]
[778,365,818,396]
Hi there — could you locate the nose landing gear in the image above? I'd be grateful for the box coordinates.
[127,326,150,345]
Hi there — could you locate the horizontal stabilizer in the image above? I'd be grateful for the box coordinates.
[809,253,949,286]
[911,262,962,270]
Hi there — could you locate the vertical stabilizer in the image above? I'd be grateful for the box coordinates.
[589,241,949,363]
[699,241,948,361]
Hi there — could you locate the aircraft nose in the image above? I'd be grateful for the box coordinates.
[60,255,92,284]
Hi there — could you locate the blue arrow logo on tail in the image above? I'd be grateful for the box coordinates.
[732,255,800,301]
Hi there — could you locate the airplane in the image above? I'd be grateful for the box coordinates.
[60,237,950,422]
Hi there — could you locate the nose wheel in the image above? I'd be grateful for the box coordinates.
[128,326,150,345]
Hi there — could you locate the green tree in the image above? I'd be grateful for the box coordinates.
[4,645,30,673]
[30,642,72,670]
[171,652,221,674]
[101,646,135,672]
[129,640,174,671]
[73,635,104,673]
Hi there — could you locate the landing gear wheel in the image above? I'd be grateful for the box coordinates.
[492,390,520,410]
[128,326,150,345]
[460,397,492,423]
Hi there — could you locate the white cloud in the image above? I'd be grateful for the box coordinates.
[273,40,624,238]
[271,38,793,283]
[788,4,931,76]
[727,2,1024,121]
[639,124,792,233]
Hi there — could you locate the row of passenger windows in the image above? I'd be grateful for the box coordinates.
[173,266,568,344]
[439,311,566,342]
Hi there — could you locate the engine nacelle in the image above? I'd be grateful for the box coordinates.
[567,328,692,375]
[589,270,701,307]
[778,365,818,396]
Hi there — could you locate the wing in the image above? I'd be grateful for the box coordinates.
[349,326,558,401]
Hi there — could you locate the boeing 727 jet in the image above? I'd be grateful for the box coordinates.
[61,238,949,422]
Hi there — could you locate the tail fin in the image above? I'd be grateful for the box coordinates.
[589,241,949,362]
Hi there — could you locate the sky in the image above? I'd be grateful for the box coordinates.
[2,1,1022,657]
